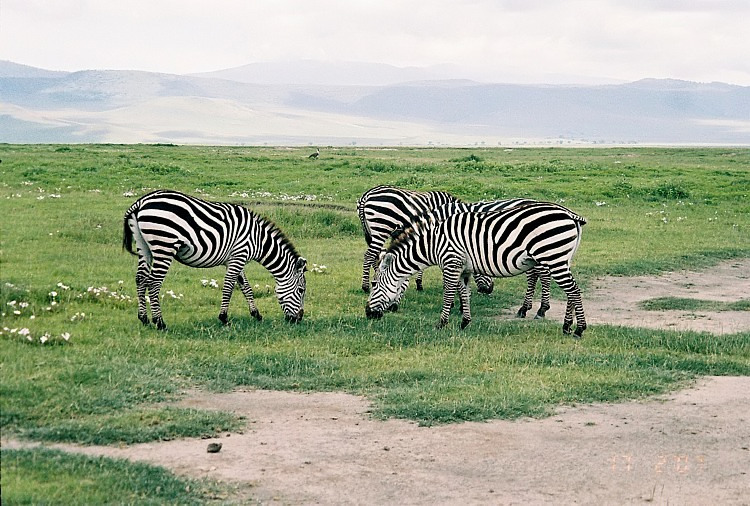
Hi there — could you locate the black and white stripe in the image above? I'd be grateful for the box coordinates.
[357,185,458,293]
[366,202,587,337]
[382,198,557,319]
[123,190,307,329]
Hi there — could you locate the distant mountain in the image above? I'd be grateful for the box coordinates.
[1,62,748,145]
[190,60,465,86]
[0,60,69,78]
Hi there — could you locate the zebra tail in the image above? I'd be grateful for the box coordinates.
[356,198,372,245]
[122,212,137,256]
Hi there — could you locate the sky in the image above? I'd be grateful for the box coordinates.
[2,0,749,85]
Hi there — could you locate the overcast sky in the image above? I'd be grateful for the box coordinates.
[2,0,749,84]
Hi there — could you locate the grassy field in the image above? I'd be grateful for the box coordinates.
[1,144,749,503]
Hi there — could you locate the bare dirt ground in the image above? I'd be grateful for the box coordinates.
[3,260,749,505]
[535,258,750,335]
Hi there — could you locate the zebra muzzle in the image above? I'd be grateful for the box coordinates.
[365,305,383,319]
[285,309,304,323]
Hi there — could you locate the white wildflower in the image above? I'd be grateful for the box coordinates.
[61,332,71,342]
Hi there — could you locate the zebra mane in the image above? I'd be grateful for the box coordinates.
[249,209,302,259]
[386,217,431,255]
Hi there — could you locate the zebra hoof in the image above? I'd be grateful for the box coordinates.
[138,314,150,326]
[415,282,424,292]
[387,303,399,313]
[460,317,471,329]
[574,325,586,339]
[435,320,448,330]
[516,308,528,318]
[536,304,551,319]
[218,313,229,325]
[154,318,167,331]
[250,310,263,321]
[362,285,370,294]
[562,323,573,335]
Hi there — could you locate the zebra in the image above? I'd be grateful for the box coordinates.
[384,198,558,319]
[366,202,587,337]
[357,185,459,293]
[122,190,307,330]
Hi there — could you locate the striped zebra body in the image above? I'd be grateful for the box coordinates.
[122,190,306,329]
[357,185,458,293]
[366,203,587,337]
[385,198,567,318]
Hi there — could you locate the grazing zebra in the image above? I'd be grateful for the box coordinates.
[357,185,459,293]
[366,202,587,337]
[122,190,307,330]
[382,198,560,319]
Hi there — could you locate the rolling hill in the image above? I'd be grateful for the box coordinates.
[1,60,748,145]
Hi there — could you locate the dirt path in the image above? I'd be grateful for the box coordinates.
[531,258,750,335]
[3,260,749,505]
[4,377,749,505]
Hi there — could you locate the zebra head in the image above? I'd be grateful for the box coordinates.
[365,252,408,319]
[475,273,494,294]
[276,257,307,322]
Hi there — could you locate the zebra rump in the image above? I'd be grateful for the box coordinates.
[366,202,587,337]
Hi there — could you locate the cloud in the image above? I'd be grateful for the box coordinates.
[1,0,748,84]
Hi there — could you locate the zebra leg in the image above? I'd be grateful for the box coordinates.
[437,259,462,329]
[146,255,175,331]
[458,272,472,329]
[549,266,586,338]
[534,267,552,319]
[237,272,262,321]
[563,300,575,335]
[517,269,539,318]
[135,256,151,326]
[415,270,425,291]
[218,261,244,325]
[362,245,380,293]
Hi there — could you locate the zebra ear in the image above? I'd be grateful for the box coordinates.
[376,250,386,267]
[296,257,307,272]
[381,253,394,270]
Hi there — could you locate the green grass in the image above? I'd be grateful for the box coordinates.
[1,448,230,505]
[640,296,750,312]
[1,144,749,502]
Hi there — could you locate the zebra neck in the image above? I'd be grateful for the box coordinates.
[251,219,299,279]
[397,235,436,274]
